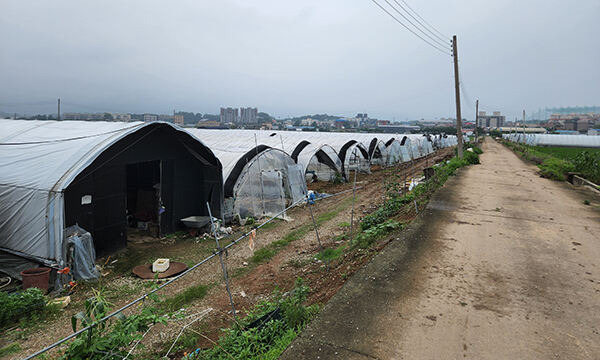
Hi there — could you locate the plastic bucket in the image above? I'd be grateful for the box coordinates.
[21,267,51,292]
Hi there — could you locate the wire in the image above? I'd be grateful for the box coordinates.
[388,0,450,48]
[398,0,451,42]
[370,0,452,56]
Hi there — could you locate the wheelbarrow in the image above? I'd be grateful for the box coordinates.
[180,216,212,236]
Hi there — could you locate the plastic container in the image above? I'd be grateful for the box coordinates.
[21,267,51,292]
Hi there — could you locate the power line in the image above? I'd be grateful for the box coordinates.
[390,0,450,47]
[370,0,452,56]
[398,0,451,42]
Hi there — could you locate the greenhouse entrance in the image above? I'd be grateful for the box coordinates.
[126,160,161,239]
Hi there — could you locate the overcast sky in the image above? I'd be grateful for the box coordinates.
[1,0,599,120]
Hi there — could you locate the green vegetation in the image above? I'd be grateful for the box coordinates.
[249,198,354,265]
[0,343,21,357]
[584,199,591,205]
[59,289,166,360]
[186,279,318,360]
[0,288,60,329]
[354,149,481,249]
[159,284,210,312]
[316,245,346,262]
[503,142,600,183]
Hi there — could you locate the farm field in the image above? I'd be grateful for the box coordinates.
[532,146,600,160]
[2,148,463,360]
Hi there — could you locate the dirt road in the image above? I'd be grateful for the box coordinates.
[281,138,600,359]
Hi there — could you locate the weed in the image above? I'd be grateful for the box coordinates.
[316,210,337,223]
[60,289,166,360]
[0,343,21,357]
[316,245,345,262]
[0,288,60,329]
[250,247,278,264]
[584,199,591,205]
[160,284,210,312]
[332,172,344,184]
[332,233,347,242]
[538,157,575,181]
[352,220,403,249]
[186,278,318,360]
[338,221,350,228]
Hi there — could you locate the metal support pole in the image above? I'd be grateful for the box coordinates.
[308,201,328,271]
[349,167,358,244]
[308,203,323,251]
[206,202,237,321]
[254,133,266,215]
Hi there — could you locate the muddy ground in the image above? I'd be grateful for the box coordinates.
[4,148,453,360]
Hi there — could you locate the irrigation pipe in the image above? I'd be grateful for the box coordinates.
[24,186,354,360]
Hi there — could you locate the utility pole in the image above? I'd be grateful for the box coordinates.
[57,98,61,121]
[475,99,479,143]
[452,35,464,157]
[522,110,526,138]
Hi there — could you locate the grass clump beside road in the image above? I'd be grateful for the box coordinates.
[503,141,600,183]
[185,278,318,360]
[354,147,481,249]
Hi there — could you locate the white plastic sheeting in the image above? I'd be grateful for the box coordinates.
[0,119,218,267]
[504,133,600,148]
[186,129,308,220]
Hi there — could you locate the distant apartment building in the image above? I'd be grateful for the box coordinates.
[112,113,131,122]
[548,113,600,132]
[240,107,258,123]
[62,112,104,120]
[220,107,239,123]
[143,114,158,122]
[476,111,505,128]
[173,114,184,125]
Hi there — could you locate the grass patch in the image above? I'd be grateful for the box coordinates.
[316,245,346,262]
[250,247,278,264]
[257,220,279,231]
[185,279,318,360]
[338,221,350,228]
[159,284,210,312]
[584,199,591,205]
[316,210,338,223]
[503,141,600,183]
[0,343,21,357]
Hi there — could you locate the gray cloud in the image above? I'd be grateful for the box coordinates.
[1,0,598,120]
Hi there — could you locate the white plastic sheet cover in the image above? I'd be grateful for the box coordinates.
[0,120,145,264]
[0,119,217,267]
[297,144,342,182]
[232,149,307,219]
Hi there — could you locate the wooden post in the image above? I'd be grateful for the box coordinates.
[452,35,464,158]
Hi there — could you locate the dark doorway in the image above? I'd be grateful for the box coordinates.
[126,161,161,238]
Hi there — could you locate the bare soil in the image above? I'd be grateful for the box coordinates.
[2,148,453,360]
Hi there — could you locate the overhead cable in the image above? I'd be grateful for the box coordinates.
[387,0,450,49]
[370,0,452,56]
[398,0,451,42]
